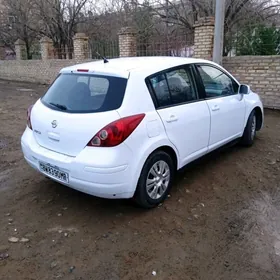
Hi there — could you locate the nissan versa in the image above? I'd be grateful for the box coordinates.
[21,57,263,208]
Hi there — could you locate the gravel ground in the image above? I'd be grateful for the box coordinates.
[1,80,280,280]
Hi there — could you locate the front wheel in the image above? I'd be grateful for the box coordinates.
[240,110,256,147]
[134,151,175,208]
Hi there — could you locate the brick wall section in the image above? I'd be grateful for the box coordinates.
[193,17,215,60]
[0,56,279,110]
[0,44,5,60]
[40,37,54,60]
[15,39,27,60]
[73,33,89,60]
[0,59,92,84]
[118,27,137,57]
[223,56,280,109]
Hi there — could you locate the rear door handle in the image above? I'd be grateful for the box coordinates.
[166,114,178,123]
[211,105,220,112]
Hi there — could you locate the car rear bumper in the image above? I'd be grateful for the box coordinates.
[21,128,135,199]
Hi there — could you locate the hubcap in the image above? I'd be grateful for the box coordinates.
[146,160,170,200]
[251,115,256,140]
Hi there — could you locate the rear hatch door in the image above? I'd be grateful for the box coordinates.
[31,72,127,157]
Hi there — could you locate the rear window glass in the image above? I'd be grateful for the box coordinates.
[41,73,127,113]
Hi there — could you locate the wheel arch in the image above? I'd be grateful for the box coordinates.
[253,106,263,131]
[132,144,179,206]
[131,142,180,196]
[152,145,178,170]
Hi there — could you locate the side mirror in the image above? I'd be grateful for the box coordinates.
[239,84,250,95]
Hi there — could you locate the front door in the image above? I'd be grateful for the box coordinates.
[195,64,246,150]
[148,65,211,167]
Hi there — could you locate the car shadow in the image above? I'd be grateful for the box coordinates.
[175,140,241,184]
[34,139,257,222]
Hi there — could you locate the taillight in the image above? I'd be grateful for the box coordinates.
[27,105,33,130]
[87,114,145,147]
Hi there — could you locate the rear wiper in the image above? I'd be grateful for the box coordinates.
[50,102,68,111]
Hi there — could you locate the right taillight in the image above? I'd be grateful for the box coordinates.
[87,114,145,147]
[27,105,33,130]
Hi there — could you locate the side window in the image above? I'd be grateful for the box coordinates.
[197,65,239,98]
[150,74,171,107]
[166,68,197,103]
[149,67,197,107]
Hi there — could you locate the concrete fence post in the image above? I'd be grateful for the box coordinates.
[193,17,215,60]
[118,27,137,57]
[40,37,53,60]
[0,44,5,60]
[14,39,27,60]
[73,33,89,60]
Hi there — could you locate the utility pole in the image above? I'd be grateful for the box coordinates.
[165,0,169,55]
[213,0,225,65]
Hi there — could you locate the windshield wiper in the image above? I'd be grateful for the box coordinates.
[50,102,68,111]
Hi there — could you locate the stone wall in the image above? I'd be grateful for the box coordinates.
[223,56,280,109]
[0,57,279,109]
[0,19,279,109]
[0,59,91,84]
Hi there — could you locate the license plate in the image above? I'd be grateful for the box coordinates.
[39,162,69,183]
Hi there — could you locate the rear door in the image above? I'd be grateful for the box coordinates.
[195,64,246,150]
[147,65,211,167]
[31,73,127,157]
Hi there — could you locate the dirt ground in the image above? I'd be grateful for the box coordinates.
[0,80,280,280]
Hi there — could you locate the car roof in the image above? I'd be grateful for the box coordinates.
[60,56,213,78]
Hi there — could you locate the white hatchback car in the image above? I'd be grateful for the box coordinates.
[21,57,263,208]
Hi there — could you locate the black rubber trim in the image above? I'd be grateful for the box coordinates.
[145,63,203,110]
[193,63,240,100]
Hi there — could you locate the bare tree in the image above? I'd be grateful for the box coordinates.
[78,0,156,57]
[139,0,280,54]
[0,0,39,59]
[1,0,278,59]
[32,0,91,58]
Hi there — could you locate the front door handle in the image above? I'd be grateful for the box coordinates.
[211,105,220,112]
[166,114,178,123]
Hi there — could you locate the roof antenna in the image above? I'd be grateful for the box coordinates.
[96,52,109,63]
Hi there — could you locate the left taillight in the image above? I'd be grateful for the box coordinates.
[87,114,145,147]
[27,105,33,130]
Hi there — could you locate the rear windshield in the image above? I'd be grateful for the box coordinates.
[41,73,127,113]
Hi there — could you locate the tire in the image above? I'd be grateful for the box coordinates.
[133,151,175,208]
[240,110,256,147]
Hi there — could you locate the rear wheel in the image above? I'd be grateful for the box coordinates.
[240,110,256,147]
[134,151,175,208]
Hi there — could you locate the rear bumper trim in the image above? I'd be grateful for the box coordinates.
[84,165,127,174]
[21,129,135,199]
